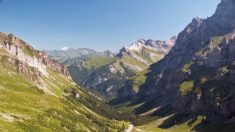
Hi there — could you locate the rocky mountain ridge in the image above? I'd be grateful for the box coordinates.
[122,36,176,54]
[0,32,70,77]
[114,0,235,130]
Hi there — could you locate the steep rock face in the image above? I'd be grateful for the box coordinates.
[0,33,70,77]
[2,56,42,84]
[130,0,235,123]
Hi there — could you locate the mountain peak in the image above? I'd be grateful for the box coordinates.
[137,39,146,44]
[117,47,130,56]
[125,37,176,53]
[184,17,204,34]
[170,35,177,40]
[192,17,204,25]
[116,37,176,59]
[102,50,114,57]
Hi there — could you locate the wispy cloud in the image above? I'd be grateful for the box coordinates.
[61,46,69,51]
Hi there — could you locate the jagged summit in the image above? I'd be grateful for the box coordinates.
[118,36,176,56]
[170,35,177,40]
[190,17,204,28]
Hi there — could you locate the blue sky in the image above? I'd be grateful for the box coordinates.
[0,0,220,51]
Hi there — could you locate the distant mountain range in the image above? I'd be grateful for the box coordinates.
[46,37,176,100]
[45,48,115,63]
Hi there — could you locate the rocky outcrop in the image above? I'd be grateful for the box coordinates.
[2,56,42,84]
[0,33,70,77]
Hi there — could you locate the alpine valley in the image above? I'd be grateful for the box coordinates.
[1,0,235,132]
[46,37,176,100]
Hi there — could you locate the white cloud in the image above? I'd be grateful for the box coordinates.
[61,46,69,51]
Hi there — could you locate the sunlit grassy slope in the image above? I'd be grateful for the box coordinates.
[0,50,128,131]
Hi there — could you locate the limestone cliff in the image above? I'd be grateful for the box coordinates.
[0,33,70,77]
